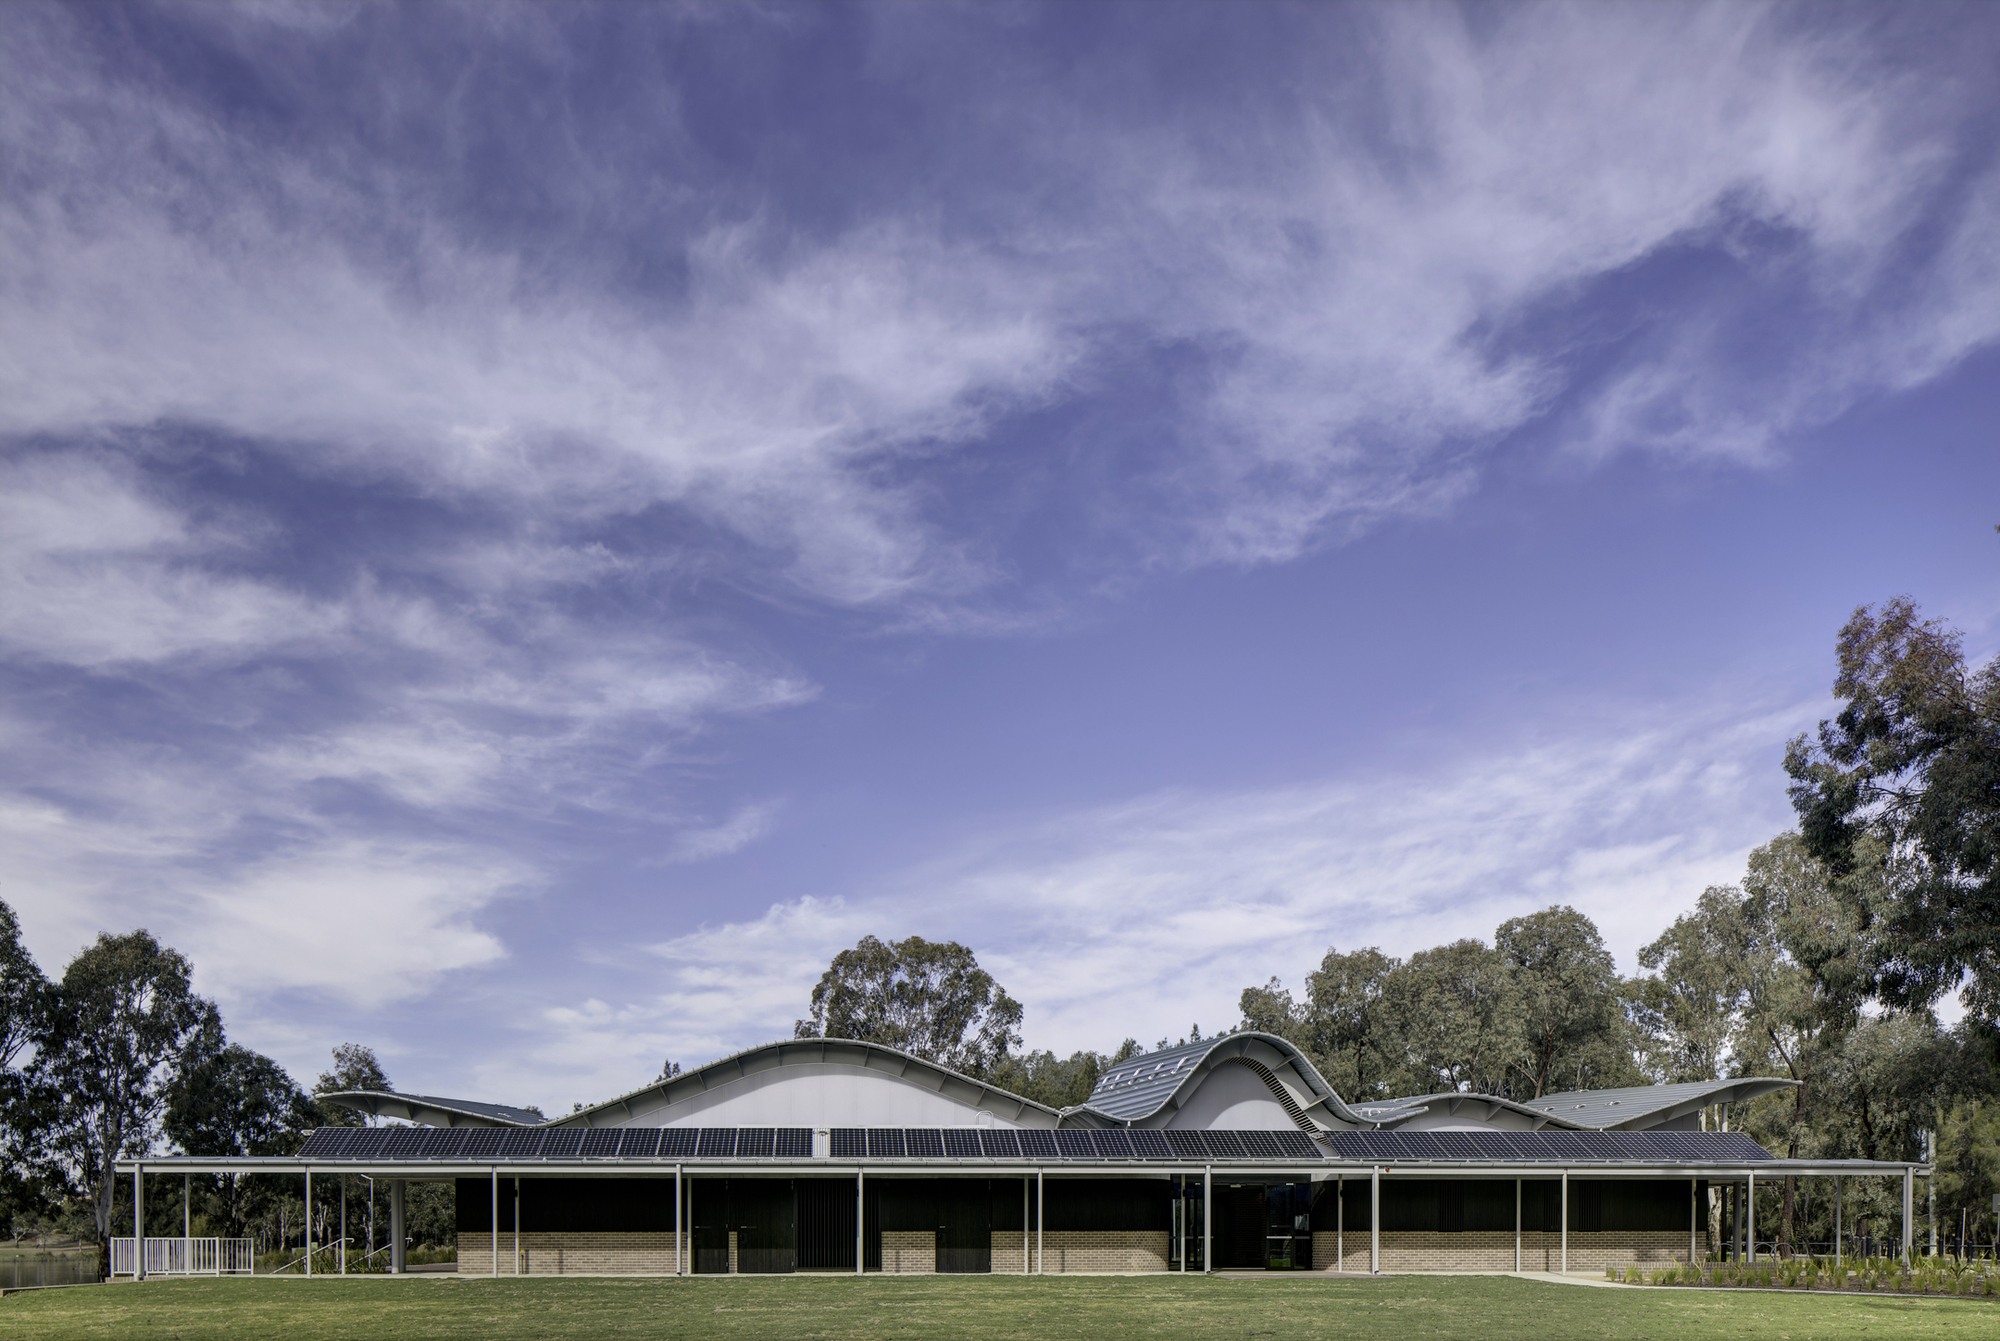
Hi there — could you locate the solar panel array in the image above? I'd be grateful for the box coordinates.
[1320,1130,1774,1163]
[293,1125,1768,1164]
[296,1126,812,1160]
[818,1127,1323,1162]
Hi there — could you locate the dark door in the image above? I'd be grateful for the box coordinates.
[796,1179,857,1271]
[692,1180,729,1274]
[735,1179,797,1274]
[1213,1185,1268,1269]
[937,1181,991,1274]
[1265,1183,1312,1269]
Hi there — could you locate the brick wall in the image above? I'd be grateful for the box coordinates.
[880,1230,935,1274]
[457,1231,685,1275]
[1310,1228,1711,1272]
[1018,1230,1169,1274]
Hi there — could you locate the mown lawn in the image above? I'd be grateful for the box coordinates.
[2,1273,1992,1341]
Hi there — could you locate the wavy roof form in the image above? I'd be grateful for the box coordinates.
[552,1037,1064,1129]
[319,1091,546,1128]
[1521,1078,1797,1130]
[1073,1031,1403,1130]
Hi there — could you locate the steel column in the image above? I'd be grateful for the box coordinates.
[1336,1175,1343,1272]
[1902,1169,1913,1263]
[1560,1170,1569,1275]
[134,1164,145,1280]
[514,1177,521,1276]
[390,1179,405,1274]
[1024,1177,1031,1275]
[1370,1167,1379,1275]
[1201,1166,1212,1275]
[304,1169,311,1277]
[491,1168,499,1278]
[855,1169,864,1276]
[1038,1168,1046,1275]
[1689,1178,1696,1265]
[674,1164,682,1276]
[1834,1177,1842,1261]
[341,1177,347,1274]
[1515,1178,1522,1272]
[1747,1171,1755,1263]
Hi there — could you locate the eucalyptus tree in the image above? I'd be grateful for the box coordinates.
[795,935,1024,1077]
[1495,906,1633,1097]
[1304,946,1401,1102]
[165,1044,314,1237]
[313,1043,393,1126]
[0,900,53,1233]
[1381,939,1522,1097]
[37,930,216,1254]
[1786,597,2000,1024]
[1634,884,1756,1086]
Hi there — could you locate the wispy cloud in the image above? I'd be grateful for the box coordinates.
[1,3,1991,1103]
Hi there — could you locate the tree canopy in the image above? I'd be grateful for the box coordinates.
[1785,597,2000,1021]
[793,934,1023,1076]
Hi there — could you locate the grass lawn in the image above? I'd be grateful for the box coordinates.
[3,1273,1992,1341]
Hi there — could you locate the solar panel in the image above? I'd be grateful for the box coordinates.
[736,1128,776,1158]
[1092,1130,1135,1159]
[578,1128,623,1158]
[362,1129,405,1158]
[1271,1130,1322,1159]
[1236,1131,1286,1160]
[462,1128,505,1158]
[1052,1130,1094,1159]
[297,1129,342,1158]
[618,1129,659,1159]
[1164,1131,1207,1160]
[414,1127,466,1159]
[696,1128,735,1158]
[978,1129,1021,1158]
[1462,1132,1518,1160]
[657,1128,697,1158]
[1017,1129,1058,1160]
[368,1128,414,1158]
[943,1130,983,1158]
[775,1128,813,1158]
[538,1129,583,1158]
[1201,1132,1247,1160]
[866,1129,904,1159]
[494,1128,542,1159]
[830,1129,866,1158]
[1539,1131,1597,1160]
[1128,1130,1171,1159]
[904,1129,945,1159]
[1317,1128,1775,1163]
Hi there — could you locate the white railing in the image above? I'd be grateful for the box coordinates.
[110,1237,255,1276]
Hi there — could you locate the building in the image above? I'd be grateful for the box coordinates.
[116,1031,1929,1278]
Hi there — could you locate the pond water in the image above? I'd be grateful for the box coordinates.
[0,1254,102,1288]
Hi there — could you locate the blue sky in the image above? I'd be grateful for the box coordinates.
[3,1,1996,1114]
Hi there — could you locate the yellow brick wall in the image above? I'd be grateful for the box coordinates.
[456,1231,685,1275]
[880,1230,935,1274]
[1310,1228,1710,1272]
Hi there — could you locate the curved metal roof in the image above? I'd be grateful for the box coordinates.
[1366,1091,1587,1130]
[555,1036,1064,1129]
[319,1091,546,1128]
[326,1038,1065,1131]
[1522,1077,1797,1130]
[1071,1031,1398,1130]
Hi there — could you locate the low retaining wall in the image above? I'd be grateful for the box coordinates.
[457,1231,685,1276]
[1312,1229,1710,1272]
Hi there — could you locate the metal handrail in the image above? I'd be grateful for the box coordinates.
[272,1236,352,1275]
